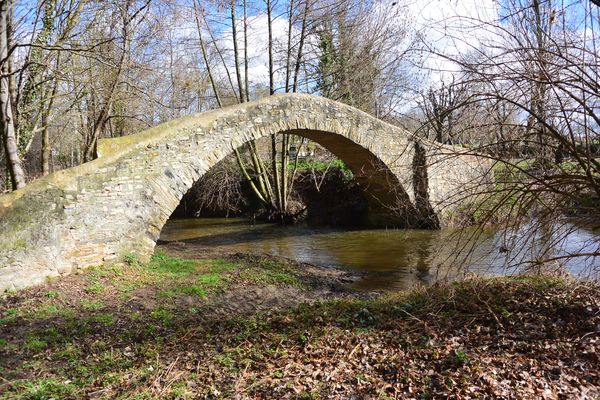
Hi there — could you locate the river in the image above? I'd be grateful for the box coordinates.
[159,218,600,291]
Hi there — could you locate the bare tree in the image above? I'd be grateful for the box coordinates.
[419,78,468,145]
[0,0,26,189]
[420,0,600,270]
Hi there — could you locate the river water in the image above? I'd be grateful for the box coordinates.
[159,218,600,291]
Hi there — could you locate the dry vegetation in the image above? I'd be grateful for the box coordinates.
[0,252,598,399]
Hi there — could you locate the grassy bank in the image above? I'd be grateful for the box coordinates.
[0,253,598,399]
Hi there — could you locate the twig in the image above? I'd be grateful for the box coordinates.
[348,342,361,358]
[579,331,600,341]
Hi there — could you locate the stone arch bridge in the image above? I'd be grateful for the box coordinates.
[0,94,488,291]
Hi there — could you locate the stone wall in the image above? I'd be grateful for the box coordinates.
[0,94,488,291]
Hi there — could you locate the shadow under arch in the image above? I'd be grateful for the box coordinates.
[283,128,418,227]
[167,127,419,228]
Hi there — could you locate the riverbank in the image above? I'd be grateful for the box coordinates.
[0,253,598,399]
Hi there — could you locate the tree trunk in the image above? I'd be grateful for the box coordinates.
[200,6,238,103]
[265,0,282,209]
[6,1,16,127]
[16,0,57,155]
[284,0,295,92]
[0,0,26,189]
[41,56,59,176]
[194,0,222,107]
[292,0,309,92]
[267,0,274,95]
[40,118,50,175]
[231,0,245,102]
[243,0,250,101]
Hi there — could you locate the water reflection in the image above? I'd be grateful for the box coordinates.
[159,218,600,291]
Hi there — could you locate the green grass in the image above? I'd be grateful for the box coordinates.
[0,268,596,399]
[185,285,209,298]
[512,275,564,290]
[13,378,77,400]
[143,251,199,275]
[116,280,142,295]
[170,382,189,399]
[198,273,221,286]
[86,313,115,326]
[244,269,301,286]
[80,299,104,311]
[0,308,19,325]
[26,337,47,351]
[209,259,238,273]
[453,350,469,367]
[0,254,333,396]
[240,257,302,286]
[140,255,304,302]
[28,303,75,320]
[179,285,208,298]
[491,159,533,174]
[88,263,125,279]
[85,280,104,294]
[37,304,60,316]
[123,252,138,265]
[151,306,173,326]
[54,343,82,361]
[290,158,352,177]
[160,273,224,299]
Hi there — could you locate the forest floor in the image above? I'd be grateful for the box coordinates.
[0,248,599,399]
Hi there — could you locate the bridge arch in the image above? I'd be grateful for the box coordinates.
[165,126,419,227]
[0,94,484,291]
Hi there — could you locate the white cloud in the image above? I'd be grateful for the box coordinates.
[405,0,500,87]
